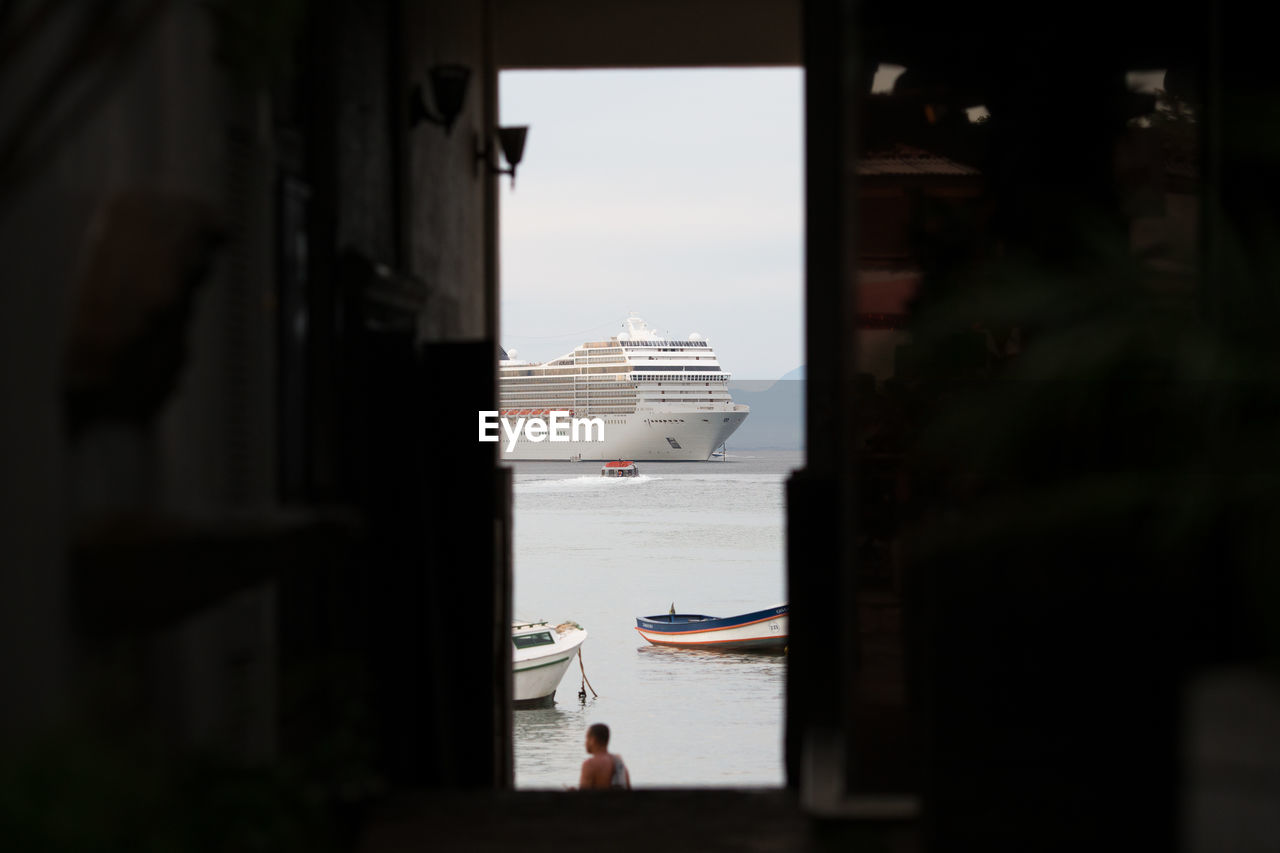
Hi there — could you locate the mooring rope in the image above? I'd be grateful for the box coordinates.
[577,647,598,702]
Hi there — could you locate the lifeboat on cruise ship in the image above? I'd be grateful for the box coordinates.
[601,460,638,478]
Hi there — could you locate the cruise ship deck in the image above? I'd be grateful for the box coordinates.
[498,316,749,460]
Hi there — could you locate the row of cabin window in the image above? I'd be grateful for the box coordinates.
[624,340,709,347]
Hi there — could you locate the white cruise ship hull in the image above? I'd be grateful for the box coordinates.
[500,406,748,461]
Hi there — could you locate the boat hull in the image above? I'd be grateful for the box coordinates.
[513,625,587,705]
[500,407,748,461]
[635,606,788,651]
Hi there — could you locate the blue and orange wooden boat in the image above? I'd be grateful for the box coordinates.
[635,605,788,651]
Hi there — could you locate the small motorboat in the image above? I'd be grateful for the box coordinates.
[601,460,638,477]
[512,619,588,707]
[635,605,788,651]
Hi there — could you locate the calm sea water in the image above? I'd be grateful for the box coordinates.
[510,450,801,789]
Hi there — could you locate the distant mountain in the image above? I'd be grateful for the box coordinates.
[726,378,804,450]
[779,365,805,381]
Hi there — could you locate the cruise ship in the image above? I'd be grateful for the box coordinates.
[498,316,749,460]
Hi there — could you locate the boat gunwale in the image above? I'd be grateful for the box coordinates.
[635,606,787,635]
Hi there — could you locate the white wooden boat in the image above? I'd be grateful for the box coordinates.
[512,619,588,707]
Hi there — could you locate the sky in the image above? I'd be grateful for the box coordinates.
[498,68,803,380]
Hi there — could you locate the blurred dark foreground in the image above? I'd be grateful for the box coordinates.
[2,1,1279,851]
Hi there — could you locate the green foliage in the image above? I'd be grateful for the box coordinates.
[868,180,1280,665]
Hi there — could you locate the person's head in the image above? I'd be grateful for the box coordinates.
[585,723,610,753]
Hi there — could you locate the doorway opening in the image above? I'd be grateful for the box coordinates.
[497,67,804,789]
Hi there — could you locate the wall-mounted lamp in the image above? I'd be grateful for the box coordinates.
[409,64,471,134]
[476,126,529,188]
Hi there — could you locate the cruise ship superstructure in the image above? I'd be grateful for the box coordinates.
[498,316,749,460]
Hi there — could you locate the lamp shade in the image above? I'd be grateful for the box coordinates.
[496,126,529,168]
[429,64,471,130]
